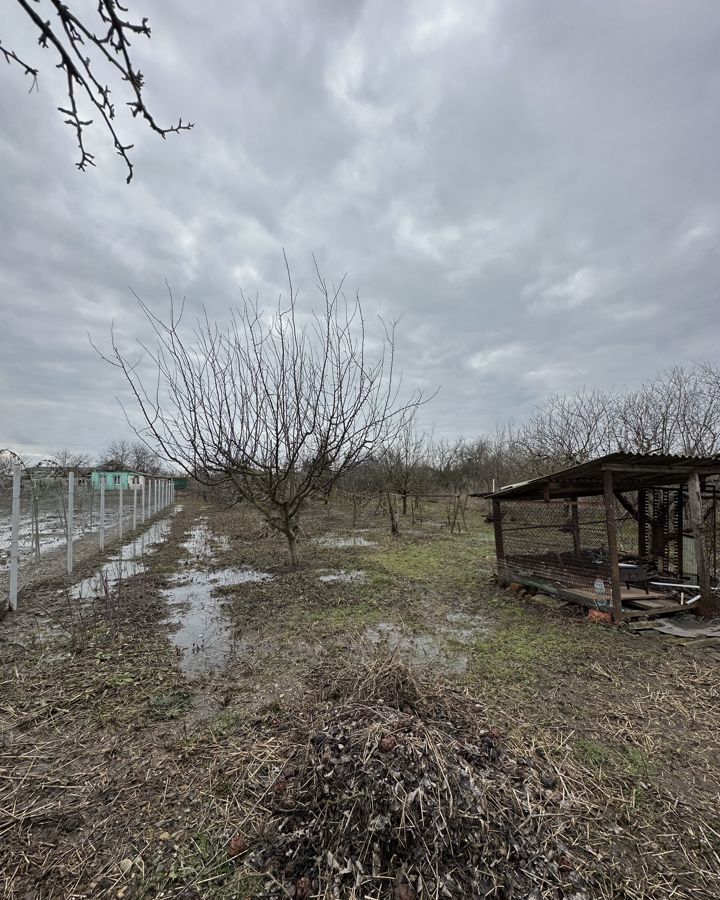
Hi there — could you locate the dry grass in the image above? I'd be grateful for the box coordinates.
[1,497,720,898]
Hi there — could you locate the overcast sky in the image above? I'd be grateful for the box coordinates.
[1,0,719,460]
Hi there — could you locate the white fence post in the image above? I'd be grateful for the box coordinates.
[141,478,146,524]
[100,476,106,551]
[119,481,124,539]
[8,464,21,612]
[154,479,158,515]
[133,483,138,531]
[67,470,75,575]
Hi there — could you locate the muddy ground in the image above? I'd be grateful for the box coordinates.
[1,496,719,899]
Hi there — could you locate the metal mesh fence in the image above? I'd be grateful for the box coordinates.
[499,496,638,598]
[498,487,719,602]
[0,476,14,594]
[1,471,175,612]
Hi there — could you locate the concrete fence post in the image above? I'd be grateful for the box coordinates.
[100,476,106,551]
[67,470,75,575]
[154,478,158,515]
[133,483,138,531]
[8,463,21,612]
[141,479,146,524]
[119,481,124,539]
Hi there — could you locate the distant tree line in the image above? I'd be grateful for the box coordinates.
[0,439,165,476]
[338,363,720,512]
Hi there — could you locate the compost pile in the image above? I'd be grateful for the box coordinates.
[249,658,596,899]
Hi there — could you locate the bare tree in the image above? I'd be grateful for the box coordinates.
[0,448,28,476]
[2,1,192,182]
[381,417,430,516]
[517,387,617,471]
[605,365,720,457]
[53,449,91,469]
[98,258,425,566]
[100,439,160,472]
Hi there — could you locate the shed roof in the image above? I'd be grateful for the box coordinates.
[487,452,720,501]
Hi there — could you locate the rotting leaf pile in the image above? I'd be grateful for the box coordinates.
[248,658,594,899]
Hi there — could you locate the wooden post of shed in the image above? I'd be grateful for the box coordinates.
[492,500,507,585]
[602,470,623,623]
[687,473,714,616]
[570,500,581,556]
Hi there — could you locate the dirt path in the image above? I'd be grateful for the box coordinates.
[1,497,719,898]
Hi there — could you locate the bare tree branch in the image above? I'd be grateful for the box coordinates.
[4,0,192,182]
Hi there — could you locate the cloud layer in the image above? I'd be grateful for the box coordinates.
[2,0,719,458]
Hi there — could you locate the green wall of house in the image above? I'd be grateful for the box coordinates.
[90,470,140,490]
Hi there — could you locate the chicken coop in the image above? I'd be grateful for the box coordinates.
[487,453,720,622]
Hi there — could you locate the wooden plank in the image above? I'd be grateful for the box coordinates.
[621,605,688,620]
[687,472,714,616]
[603,469,623,623]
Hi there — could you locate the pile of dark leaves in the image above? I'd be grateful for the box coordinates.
[246,657,597,899]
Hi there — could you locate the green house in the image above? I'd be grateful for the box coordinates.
[91,463,145,491]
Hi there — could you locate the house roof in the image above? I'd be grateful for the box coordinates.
[486,452,720,501]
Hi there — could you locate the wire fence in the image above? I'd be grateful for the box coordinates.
[497,488,719,603]
[0,468,176,613]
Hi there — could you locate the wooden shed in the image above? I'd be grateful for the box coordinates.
[487,452,720,622]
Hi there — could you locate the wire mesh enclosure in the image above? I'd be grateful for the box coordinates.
[489,453,720,621]
[499,496,637,599]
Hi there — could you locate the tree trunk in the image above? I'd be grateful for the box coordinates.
[387,490,399,535]
[286,528,300,568]
[402,493,407,515]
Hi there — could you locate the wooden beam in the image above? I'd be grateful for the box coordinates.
[687,473,715,616]
[570,500,581,556]
[620,605,687,620]
[603,470,623,623]
[492,500,506,584]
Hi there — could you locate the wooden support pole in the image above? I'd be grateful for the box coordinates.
[570,500,581,556]
[687,472,715,616]
[676,488,684,580]
[638,488,647,557]
[492,500,506,584]
[602,470,623,623]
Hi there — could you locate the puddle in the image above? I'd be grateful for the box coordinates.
[70,558,146,600]
[444,611,489,644]
[319,569,366,584]
[364,622,468,674]
[180,520,231,562]
[163,530,273,676]
[315,535,376,548]
[66,514,175,601]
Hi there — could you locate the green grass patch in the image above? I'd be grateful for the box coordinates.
[574,738,658,779]
[147,689,193,720]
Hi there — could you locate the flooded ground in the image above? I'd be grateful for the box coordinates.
[315,535,376,548]
[318,569,366,583]
[68,515,174,601]
[364,611,488,674]
[162,522,273,676]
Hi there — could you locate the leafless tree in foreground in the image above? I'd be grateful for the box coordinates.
[100,259,426,566]
[1,1,192,182]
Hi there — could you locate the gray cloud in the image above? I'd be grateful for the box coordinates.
[1,0,719,459]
